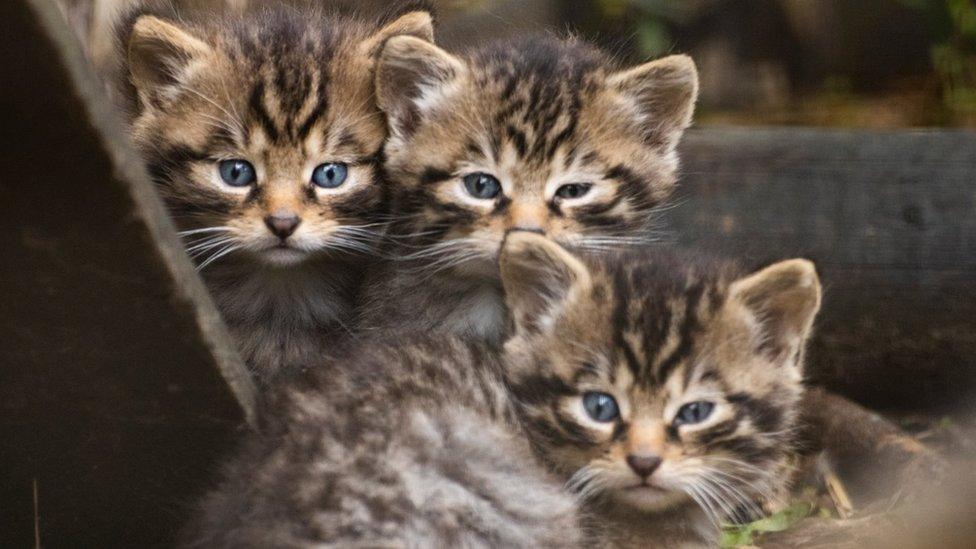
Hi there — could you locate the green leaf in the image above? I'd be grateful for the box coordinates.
[719,503,815,547]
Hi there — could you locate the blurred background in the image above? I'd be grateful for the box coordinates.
[58,0,976,127]
[414,0,976,128]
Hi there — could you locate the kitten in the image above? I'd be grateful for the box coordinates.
[183,232,818,547]
[499,233,822,548]
[115,3,433,384]
[180,337,582,547]
[359,34,699,343]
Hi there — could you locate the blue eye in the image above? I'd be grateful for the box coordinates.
[218,159,256,187]
[582,392,619,423]
[312,163,349,188]
[674,401,715,426]
[463,172,502,199]
[555,183,592,199]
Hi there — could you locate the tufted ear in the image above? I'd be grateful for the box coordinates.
[128,16,212,103]
[606,54,698,153]
[374,35,464,139]
[500,232,592,336]
[729,259,822,369]
[360,10,435,58]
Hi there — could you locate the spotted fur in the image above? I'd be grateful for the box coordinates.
[115,2,433,384]
[359,35,699,343]
[180,337,582,547]
[498,233,822,548]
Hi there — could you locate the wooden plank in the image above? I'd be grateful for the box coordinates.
[0,0,255,546]
[674,128,976,411]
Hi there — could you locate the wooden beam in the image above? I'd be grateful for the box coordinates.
[0,0,255,546]
[675,128,976,411]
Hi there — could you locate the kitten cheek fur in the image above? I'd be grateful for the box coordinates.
[498,233,822,546]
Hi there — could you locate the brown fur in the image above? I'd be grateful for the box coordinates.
[359,34,699,343]
[181,337,583,547]
[499,233,822,547]
[116,2,433,384]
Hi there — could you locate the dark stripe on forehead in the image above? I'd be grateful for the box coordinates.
[249,82,280,143]
[655,282,704,383]
[611,268,643,380]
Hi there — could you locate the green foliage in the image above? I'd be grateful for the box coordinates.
[719,503,814,548]
[932,0,976,113]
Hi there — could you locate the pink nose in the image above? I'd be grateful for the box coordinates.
[626,454,662,478]
[264,214,301,239]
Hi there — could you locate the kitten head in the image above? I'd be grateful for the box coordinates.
[499,233,821,523]
[122,5,433,267]
[375,35,698,277]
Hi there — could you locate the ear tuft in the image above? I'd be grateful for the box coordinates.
[361,10,435,58]
[375,35,464,138]
[729,259,822,367]
[607,54,699,152]
[128,16,211,99]
[499,232,592,335]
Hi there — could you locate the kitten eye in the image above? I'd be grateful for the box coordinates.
[463,172,502,200]
[555,183,592,200]
[674,401,715,426]
[218,159,256,187]
[582,392,619,423]
[311,162,349,189]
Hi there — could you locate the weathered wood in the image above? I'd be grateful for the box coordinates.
[675,128,976,412]
[0,0,255,546]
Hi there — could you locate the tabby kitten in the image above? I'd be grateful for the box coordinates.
[181,339,581,547]
[360,34,699,343]
[117,3,433,383]
[184,232,819,547]
[499,233,822,547]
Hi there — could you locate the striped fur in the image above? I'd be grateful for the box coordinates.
[499,233,822,548]
[116,2,433,383]
[359,35,699,343]
[180,337,583,547]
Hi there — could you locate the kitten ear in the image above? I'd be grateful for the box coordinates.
[375,35,465,138]
[606,54,698,152]
[360,10,435,58]
[128,16,212,100]
[729,259,822,368]
[500,232,592,335]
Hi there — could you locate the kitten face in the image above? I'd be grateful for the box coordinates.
[125,8,432,267]
[375,36,698,277]
[499,233,821,524]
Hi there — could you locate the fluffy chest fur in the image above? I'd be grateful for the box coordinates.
[205,256,360,383]
[181,339,583,547]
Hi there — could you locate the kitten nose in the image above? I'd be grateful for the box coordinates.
[264,213,301,239]
[626,454,662,478]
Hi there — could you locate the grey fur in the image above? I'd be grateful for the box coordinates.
[181,338,583,547]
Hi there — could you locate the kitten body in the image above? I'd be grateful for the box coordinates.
[360,35,699,343]
[187,233,819,548]
[115,3,433,384]
[498,233,822,548]
[182,337,582,548]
